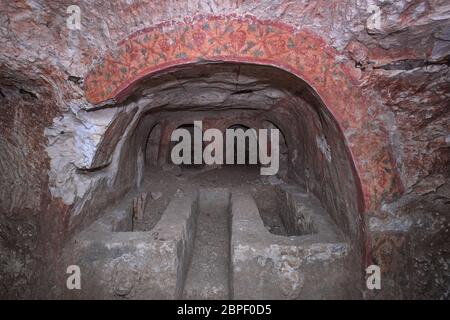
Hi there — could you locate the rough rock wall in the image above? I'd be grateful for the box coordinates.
[0,0,448,299]
[0,68,69,298]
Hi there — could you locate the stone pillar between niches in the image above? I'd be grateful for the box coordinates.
[157,121,176,167]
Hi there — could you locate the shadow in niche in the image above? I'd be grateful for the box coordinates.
[145,122,161,168]
[169,123,205,170]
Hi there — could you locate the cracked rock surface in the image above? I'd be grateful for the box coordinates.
[0,0,448,299]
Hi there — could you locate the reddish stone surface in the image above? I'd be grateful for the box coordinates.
[84,15,402,212]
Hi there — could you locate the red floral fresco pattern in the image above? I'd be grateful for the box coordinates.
[84,14,403,212]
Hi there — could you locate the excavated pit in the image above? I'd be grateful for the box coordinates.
[64,166,357,299]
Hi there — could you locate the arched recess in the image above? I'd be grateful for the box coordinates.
[84,15,402,214]
[145,123,161,167]
[225,124,257,165]
[261,120,289,178]
[89,62,364,267]
[169,123,204,169]
[82,15,405,268]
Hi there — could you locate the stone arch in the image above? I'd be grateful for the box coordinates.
[225,123,257,165]
[84,15,402,215]
[261,119,289,175]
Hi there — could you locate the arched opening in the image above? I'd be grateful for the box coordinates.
[145,123,161,168]
[225,124,257,166]
[168,123,205,170]
[261,120,289,180]
[81,61,365,299]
